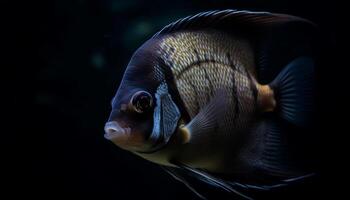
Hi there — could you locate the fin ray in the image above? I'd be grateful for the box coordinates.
[269,57,315,127]
[184,90,229,139]
[162,166,207,199]
[175,163,254,200]
[154,10,314,38]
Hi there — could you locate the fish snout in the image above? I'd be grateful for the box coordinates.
[104,121,150,152]
[104,121,131,143]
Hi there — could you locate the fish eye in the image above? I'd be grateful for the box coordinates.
[130,91,153,113]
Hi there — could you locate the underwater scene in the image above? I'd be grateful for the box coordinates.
[9,0,341,199]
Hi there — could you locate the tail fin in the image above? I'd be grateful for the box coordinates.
[269,57,315,127]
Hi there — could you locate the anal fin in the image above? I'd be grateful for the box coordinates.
[254,118,297,176]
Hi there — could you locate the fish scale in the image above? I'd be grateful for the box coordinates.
[159,30,257,138]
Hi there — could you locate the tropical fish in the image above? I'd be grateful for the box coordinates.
[104,10,317,199]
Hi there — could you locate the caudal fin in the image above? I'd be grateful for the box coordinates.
[269,57,315,127]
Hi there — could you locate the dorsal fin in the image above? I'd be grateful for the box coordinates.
[152,10,318,85]
[153,9,315,38]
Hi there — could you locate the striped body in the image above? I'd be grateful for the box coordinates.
[155,30,260,172]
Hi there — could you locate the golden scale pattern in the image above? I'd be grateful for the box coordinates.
[158,30,257,136]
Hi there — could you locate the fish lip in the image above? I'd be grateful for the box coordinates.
[103,121,131,140]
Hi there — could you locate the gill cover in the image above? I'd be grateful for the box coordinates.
[148,82,181,152]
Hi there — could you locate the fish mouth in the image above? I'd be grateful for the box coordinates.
[104,121,139,151]
[104,121,131,140]
[104,118,182,154]
[104,121,157,152]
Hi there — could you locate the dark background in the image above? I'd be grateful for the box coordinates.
[5,0,341,199]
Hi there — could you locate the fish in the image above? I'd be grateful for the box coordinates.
[104,10,318,199]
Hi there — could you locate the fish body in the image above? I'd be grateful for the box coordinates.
[104,10,317,199]
[141,30,257,172]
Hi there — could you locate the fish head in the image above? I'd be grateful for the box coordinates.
[104,38,183,154]
[105,87,155,152]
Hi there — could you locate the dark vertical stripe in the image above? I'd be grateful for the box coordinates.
[203,68,214,98]
[226,52,239,122]
[193,49,201,65]
[244,67,258,107]
[202,53,214,98]
[157,57,191,122]
[194,49,214,100]
[226,52,237,70]
[188,80,200,115]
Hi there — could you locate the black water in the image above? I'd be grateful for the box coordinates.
[6,0,341,199]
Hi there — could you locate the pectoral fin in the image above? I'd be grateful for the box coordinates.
[179,90,229,143]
